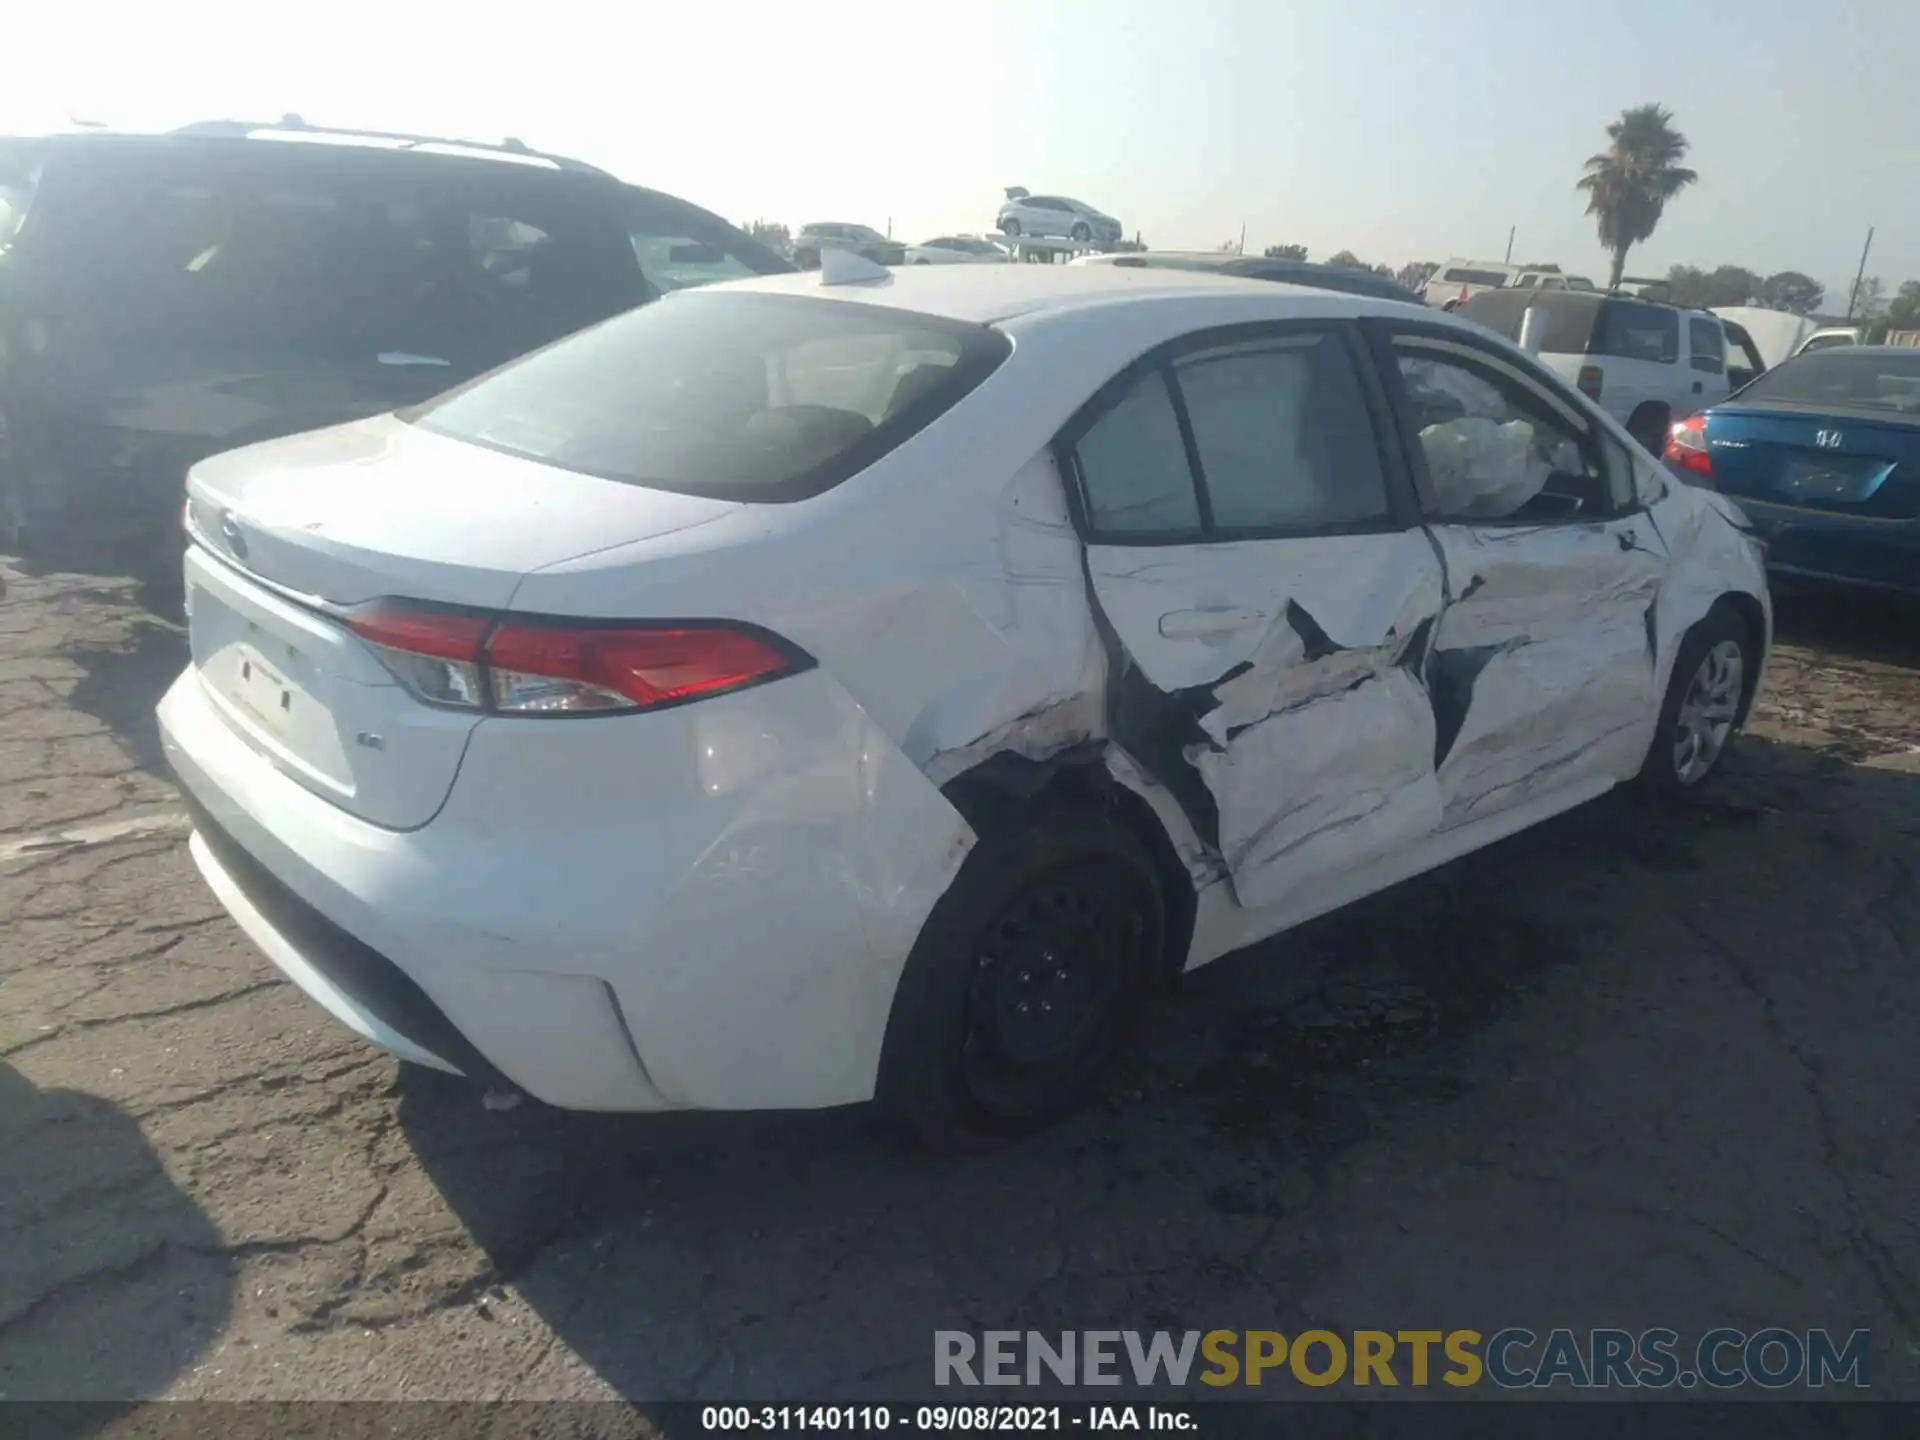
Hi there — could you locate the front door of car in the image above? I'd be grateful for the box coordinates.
[1062,323,1447,914]
[1367,323,1668,831]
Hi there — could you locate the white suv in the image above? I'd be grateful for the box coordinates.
[1459,290,1764,452]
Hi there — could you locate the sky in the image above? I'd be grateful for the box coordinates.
[8,0,1917,310]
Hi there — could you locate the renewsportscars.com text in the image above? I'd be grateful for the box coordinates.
[934,1328,1871,1390]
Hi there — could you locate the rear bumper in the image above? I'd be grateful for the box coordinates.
[158,660,976,1112]
[1737,497,1920,595]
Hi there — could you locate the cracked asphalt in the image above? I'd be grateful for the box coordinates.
[2,544,1917,1404]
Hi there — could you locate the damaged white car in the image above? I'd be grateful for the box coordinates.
[158,261,1771,1147]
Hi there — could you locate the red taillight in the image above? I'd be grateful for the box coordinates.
[1577,364,1604,399]
[1664,414,1715,481]
[349,603,490,662]
[348,602,803,716]
[486,623,797,714]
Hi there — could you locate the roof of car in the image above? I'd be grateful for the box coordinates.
[22,121,618,178]
[711,262,1419,325]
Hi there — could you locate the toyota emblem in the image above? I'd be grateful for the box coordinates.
[219,511,249,560]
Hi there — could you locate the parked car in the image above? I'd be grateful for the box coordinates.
[1458,288,1767,452]
[996,188,1123,249]
[1422,259,1588,310]
[158,263,1769,1148]
[905,235,1009,265]
[1076,249,1422,304]
[1667,346,1920,594]
[792,222,905,270]
[0,120,789,548]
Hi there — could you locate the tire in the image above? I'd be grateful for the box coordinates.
[874,806,1164,1151]
[1070,221,1092,243]
[1639,607,1753,795]
[913,257,931,265]
[1000,218,1021,238]
[1628,404,1671,455]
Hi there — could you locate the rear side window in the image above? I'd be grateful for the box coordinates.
[1689,317,1726,374]
[410,292,1009,501]
[1073,374,1202,535]
[1066,327,1391,540]
[1592,301,1679,364]
[1442,267,1509,287]
[1173,334,1390,531]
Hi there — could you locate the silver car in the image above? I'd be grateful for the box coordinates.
[995,188,1122,248]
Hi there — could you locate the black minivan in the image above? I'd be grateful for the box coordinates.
[0,119,790,560]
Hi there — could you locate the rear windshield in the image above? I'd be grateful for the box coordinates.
[409,291,1011,501]
[1460,291,1682,362]
[1732,350,1920,414]
[1441,267,1509,287]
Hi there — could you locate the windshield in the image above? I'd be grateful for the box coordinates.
[410,292,1010,501]
[1732,350,1920,415]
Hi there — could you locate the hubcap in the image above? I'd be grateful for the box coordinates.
[1672,639,1744,785]
[962,865,1142,1117]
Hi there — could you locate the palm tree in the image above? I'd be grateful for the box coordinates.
[1577,104,1698,290]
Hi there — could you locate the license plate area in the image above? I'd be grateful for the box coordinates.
[232,644,297,735]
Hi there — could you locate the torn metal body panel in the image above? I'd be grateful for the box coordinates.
[1085,530,1447,912]
[1422,519,1666,828]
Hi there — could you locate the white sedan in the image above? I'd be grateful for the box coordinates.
[159,263,1770,1148]
[905,234,1009,265]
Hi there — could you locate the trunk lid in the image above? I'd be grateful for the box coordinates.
[1705,405,1920,519]
[186,414,736,607]
[184,414,738,828]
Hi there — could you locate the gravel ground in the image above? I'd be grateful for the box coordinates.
[2,549,1917,1405]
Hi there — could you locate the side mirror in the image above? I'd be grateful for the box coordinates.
[1518,305,1550,355]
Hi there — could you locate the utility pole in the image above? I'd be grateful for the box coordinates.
[1504,226,1515,264]
[1845,226,1875,319]
[1238,221,1246,255]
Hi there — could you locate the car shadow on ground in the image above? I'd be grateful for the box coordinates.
[62,619,190,778]
[1770,579,1920,669]
[0,1064,232,1408]
[8,502,187,624]
[398,733,1920,1403]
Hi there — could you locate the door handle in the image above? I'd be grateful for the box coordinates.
[1692,380,1703,393]
[1158,607,1271,639]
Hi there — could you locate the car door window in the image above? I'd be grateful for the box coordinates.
[1689,317,1726,375]
[1392,340,1630,522]
[1172,333,1391,531]
[1071,372,1203,536]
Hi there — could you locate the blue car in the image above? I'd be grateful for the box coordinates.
[1667,346,1920,593]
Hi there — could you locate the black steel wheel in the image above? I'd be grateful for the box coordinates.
[875,806,1163,1150]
